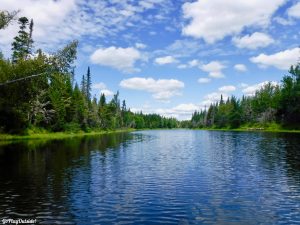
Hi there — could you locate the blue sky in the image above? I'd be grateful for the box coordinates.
[1,0,300,119]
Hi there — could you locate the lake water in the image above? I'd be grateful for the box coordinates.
[0,130,300,224]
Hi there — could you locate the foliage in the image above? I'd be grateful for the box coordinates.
[189,64,300,129]
[0,10,18,30]
[11,17,34,62]
[0,16,178,134]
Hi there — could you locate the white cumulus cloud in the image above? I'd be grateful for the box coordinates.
[218,85,236,92]
[0,0,172,52]
[101,89,114,97]
[0,0,76,53]
[90,46,141,73]
[92,82,107,90]
[250,47,300,70]
[177,59,200,69]
[92,82,114,97]
[234,64,247,72]
[157,104,200,119]
[288,2,300,18]
[239,83,249,88]
[120,77,184,102]
[177,64,188,69]
[182,0,285,43]
[188,59,200,67]
[154,56,177,65]
[200,61,226,78]
[202,92,229,106]
[242,81,278,96]
[135,42,147,49]
[273,16,294,25]
[232,32,275,49]
[132,103,200,120]
[198,78,211,84]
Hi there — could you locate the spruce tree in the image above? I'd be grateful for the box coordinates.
[121,100,126,112]
[99,93,106,107]
[86,67,92,101]
[81,75,86,95]
[26,19,34,57]
[11,17,33,62]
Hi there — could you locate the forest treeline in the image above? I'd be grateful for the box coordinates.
[184,64,300,130]
[0,15,178,134]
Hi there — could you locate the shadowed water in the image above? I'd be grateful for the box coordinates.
[0,130,300,224]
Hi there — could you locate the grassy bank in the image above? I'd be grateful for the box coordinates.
[0,128,136,141]
[197,128,300,133]
[1,125,299,141]
[194,123,300,133]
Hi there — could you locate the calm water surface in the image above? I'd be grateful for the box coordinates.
[0,130,300,224]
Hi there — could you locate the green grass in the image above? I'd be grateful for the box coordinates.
[0,128,136,141]
[194,123,300,133]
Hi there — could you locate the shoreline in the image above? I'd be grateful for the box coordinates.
[193,128,300,133]
[0,128,136,141]
[1,127,300,142]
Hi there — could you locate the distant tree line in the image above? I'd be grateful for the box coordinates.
[186,63,300,129]
[0,15,179,134]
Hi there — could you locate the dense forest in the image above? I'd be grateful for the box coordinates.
[0,14,179,134]
[185,64,300,130]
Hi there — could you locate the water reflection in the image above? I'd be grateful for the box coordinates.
[0,130,299,224]
[0,132,133,224]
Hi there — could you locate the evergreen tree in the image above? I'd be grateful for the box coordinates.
[81,75,86,96]
[89,96,100,128]
[86,67,92,101]
[11,17,33,62]
[99,93,106,107]
[279,64,300,126]
[121,100,126,127]
[220,94,224,105]
[228,96,241,128]
[71,83,88,129]
[121,100,126,112]
[26,19,34,58]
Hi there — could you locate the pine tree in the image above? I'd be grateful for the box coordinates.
[86,67,92,101]
[121,100,126,112]
[81,75,86,96]
[11,17,33,62]
[26,19,34,58]
[121,100,127,127]
[99,93,106,107]
[72,83,88,128]
[228,96,241,128]
[220,94,224,105]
